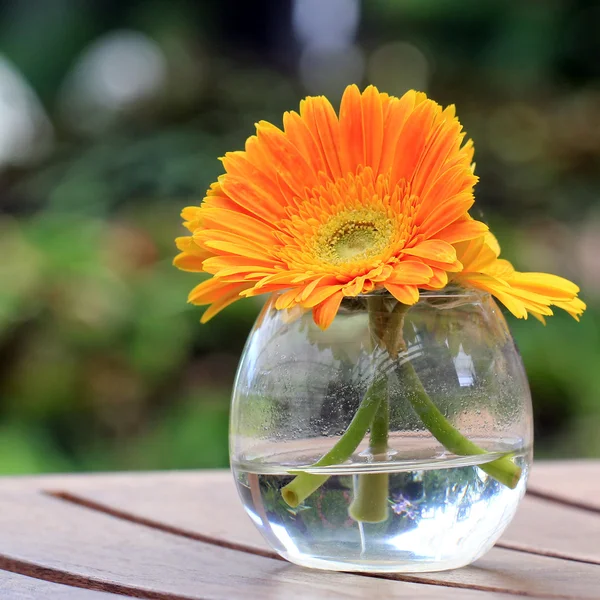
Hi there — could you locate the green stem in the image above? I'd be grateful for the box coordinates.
[366,296,393,458]
[397,360,521,489]
[281,374,387,508]
[348,471,390,523]
[281,299,522,509]
[347,393,390,522]
[380,299,520,488]
[348,297,397,523]
[369,392,389,453]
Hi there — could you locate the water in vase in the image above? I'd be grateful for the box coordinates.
[233,450,528,573]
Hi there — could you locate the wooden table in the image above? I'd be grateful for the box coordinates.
[0,461,598,599]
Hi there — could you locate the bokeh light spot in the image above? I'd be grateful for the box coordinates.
[292,0,360,49]
[299,44,365,97]
[59,30,167,133]
[367,41,429,96]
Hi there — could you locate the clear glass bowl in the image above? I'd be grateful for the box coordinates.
[230,288,533,573]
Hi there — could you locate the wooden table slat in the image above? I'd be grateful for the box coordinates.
[527,460,600,512]
[49,470,600,599]
[0,570,127,599]
[499,495,600,564]
[0,462,598,599]
[0,490,509,600]
[51,469,600,566]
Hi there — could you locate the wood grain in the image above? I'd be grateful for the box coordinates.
[50,471,600,599]
[0,490,507,600]
[392,548,600,598]
[52,470,600,565]
[527,460,600,512]
[0,569,126,599]
[498,496,600,564]
[48,471,268,554]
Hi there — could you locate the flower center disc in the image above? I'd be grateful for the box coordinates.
[317,209,393,265]
[334,224,378,260]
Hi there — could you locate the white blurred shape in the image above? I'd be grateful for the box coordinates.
[453,345,475,387]
[367,42,429,96]
[299,43,365,97]
[293,0,360,50]
[0,56,53,167]
[60,30,167,133]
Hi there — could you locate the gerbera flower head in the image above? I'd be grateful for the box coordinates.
[175,84,488,329]
[454,232,586,323]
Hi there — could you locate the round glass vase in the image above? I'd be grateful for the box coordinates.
[230,288,533,573]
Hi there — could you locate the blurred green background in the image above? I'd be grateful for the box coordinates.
[0,0,598,474]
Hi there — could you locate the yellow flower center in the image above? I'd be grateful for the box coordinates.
[316,209,394,265]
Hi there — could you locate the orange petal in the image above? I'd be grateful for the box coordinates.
[403,240,457,264]
[175,236,212,258]
[391,100,440,186]
[275,288,302,310]
[214,266,278,282]
[553,297,586,320]
[173,252,206,272]
[436,218,489,245]
[181,206,201,221]
[300,96,343,180]
[302,284,345,308]
[361,85,384,174]
[189,278,245,305]
[202,188,258,219]
[387,261,434,285]
[201,208,277,245]
[242,282,290,296]
[379,91,416,174]
[484,258,515,281]
[456,273,529,319]
[181,206,202,231]
[200,283,251,323]
[422,258,463,273]
[454,236,487,271]
[420,164,476,217]
[283,110,325,177]
[342,276,366,297]
[220,176,287,221]
[445,138,474,170]
[384,283,420,305]
[529,311,547,325]
[411,113,464,196]
[300,276,330,301]
[253,271,300,290]
[241,135,297,206]
[417,192,475,237]
[203,240,275,262]
[484,232,501,257]
[422,267,448,289]
[312,290,344,330]
[339,84,364,175]
[222,151,286,209]
[510,272,580,298]
[195,228,274,260]
[255,120,319,196]
[203,254,276,274]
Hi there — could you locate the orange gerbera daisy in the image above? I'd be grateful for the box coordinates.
[175,84,488,329]
[454,233,585,323]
